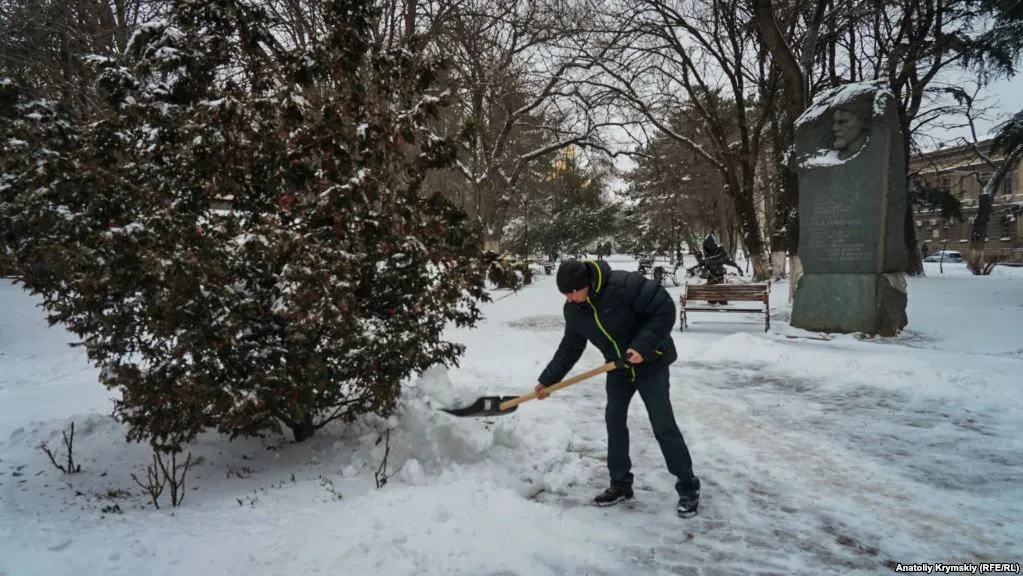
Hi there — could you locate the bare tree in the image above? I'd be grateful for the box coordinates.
[424,0,622,247]
[956,0,1023,274]
[750,0,829,292]
[811,0,1002,276]
[952,101,1023,274]
[625,111,734,259]
[576,0,775,279]
[0,0,167,115]
[251,0,460,53]
[748,0,1013,283]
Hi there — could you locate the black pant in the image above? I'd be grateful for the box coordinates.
[605,368,700,496]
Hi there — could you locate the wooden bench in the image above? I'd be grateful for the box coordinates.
[525,258,556,275]
[637,257,655,276]
[679,281,771,332]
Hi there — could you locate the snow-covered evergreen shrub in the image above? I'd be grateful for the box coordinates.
[484,251,533,289]
[0,0,488,447]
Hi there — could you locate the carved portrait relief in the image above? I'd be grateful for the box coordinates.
[831,105,869,160]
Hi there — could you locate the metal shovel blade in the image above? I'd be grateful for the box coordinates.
[441,395,520,417]
[439,361,621,418]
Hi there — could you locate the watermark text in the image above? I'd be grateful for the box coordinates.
[891,563,1020,574]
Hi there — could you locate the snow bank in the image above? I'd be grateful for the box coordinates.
[335,368,507,481]
[331,365,596,500]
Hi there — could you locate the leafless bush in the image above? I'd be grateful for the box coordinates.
[40,422,81,474]
[375,428,392,489]
[131,447,194,509]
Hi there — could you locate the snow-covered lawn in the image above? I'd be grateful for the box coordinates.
[1,258,1021,575]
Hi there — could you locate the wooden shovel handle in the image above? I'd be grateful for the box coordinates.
[499,361,619,411]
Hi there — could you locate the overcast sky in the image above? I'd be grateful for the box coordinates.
[915,70,1023,149]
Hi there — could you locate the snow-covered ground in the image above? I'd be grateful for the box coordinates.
[1,256,1021,575]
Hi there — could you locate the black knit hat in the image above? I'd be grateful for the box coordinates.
[556,260,591,293]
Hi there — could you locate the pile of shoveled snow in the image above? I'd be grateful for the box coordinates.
[331,365,603,499]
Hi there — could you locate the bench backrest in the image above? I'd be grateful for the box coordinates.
[684,283,768,301]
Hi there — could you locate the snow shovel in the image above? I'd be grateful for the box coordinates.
[441,360,624,417]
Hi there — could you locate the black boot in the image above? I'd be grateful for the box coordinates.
[676,488,700,518]
[593,486,634,507]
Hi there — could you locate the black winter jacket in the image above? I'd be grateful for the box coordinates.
[538,260,679,385]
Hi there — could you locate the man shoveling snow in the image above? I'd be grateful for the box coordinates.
[534,259,701,518]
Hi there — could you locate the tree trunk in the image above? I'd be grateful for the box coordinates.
[290,412,316,442]
[751,0,824,282]
[749,251,769,280]
[846,0,856,81]
[770,244,787,279]
[404,0,416,39]
[768,104,789,279]
[788,254,802,303]
[714,198,730,250]
[903,203,924,276]
[967,146,1022,274]
[733,185,769,281]
[728,223,741,262]
[967,193,992,275]
[781,141,800,251]
[892,104,925,276]
[775,160,800,278]
[681,223,701,258]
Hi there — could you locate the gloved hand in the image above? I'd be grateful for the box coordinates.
[614,358,636,370]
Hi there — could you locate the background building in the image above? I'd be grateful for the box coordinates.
[910,139,1022,260]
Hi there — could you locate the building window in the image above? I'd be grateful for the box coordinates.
[1003,170,1017,196]
[1001,213,1015,239]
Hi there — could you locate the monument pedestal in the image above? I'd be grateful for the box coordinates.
[790,273,907,336]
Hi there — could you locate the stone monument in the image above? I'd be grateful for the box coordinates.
[789,80,908,336]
